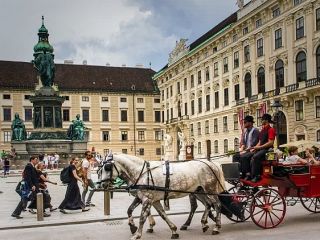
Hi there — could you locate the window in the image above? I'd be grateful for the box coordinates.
[161,90,164,101]
[177,82,181,94]
[293,0,303,6]
[82,96,89,102]
[244,45,250,63]
[137,98,144,103]
[214,118,218,133]
[257,38,264,57]
[315,96,320,118]
[206,95,210,111]
[24,108,32,122]
[317,130,320,142]
[256,108,262,126]
[213,91,219,109]
[296,17,304,40]
[3,94,10,100]
[63,109,70,121]
[224,139,228,153]
[121,110,127,122]
[154,98,160,103]
[155,130,162,141]
[64,96,70,101]
[155,147,161,156]
[233,114,239,130]
[295,100,304,121]
[224,88,229,106]
[244,73,252,98]
[257,67,265,94]
[3,108,11,121]
[197,71,202,85]
[184,102,188,116]
[120,97,127,102]
[214,62,219,77]
[213,46,218,53]
[191,75,195,88]
[296,51,307,82]
[24,95,31,100]
[234,84,240,101]
[4,131,11,142]
[155,111,161,122]
[197,142,202,154]
[122,149,128,154]
[191,100,195,115]
[243,26,249,35]
[317,47,320,78]
[139,148,144,155]
[104,149,110,156]
[102,97,109,102]
[184,78,187,90]
[205,120,209,134]
[138,110,144,122]
[190,123,194,136]
[102,131,110,141]
[223,57,228,73]
[234,51,239,69]
[256,18,262,28]
[275,60,284,88]
[275,28,282,49]
[138,131,145,141]
[82,109,89,121]
[316,8,320,31]
[214,140,219,154]
[198,97,202,114]
[272,7,281,18]
[234,138,240,151]
[102,109,109,122]
[197,122,201,135]
[121,131,128,141]
[205,67,210,81]
[223,116,228,132]
[170,86,173,97]
[233,34,238,42]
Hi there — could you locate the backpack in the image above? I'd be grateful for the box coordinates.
[60,166,71,184]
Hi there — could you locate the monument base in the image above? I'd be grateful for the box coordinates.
[178,153,186,161]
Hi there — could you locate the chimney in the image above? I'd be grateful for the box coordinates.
[83,60,87,65]
[64,60,74,64]
[122,64,126,67]
[106,62,110,66]
[135,64,144,68]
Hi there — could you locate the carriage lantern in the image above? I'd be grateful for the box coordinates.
[271,99,283,149]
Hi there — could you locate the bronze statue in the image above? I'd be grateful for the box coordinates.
[67,114,86,140]
[11,113,27,141]
[33,52,55,87]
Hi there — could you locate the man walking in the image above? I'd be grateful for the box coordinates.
[233,115,260,179]
[82,151,97,207]
[12,156,39,219]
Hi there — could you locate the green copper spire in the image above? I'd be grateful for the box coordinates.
[33,16,54,57]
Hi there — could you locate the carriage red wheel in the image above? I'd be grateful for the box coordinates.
[250,188,286,229]
[227,186,252,222]
[300,197,320,213]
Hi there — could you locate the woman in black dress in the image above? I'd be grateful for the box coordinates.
[59,157,89,213]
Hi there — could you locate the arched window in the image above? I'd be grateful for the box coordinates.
[214,140,219,154]
[317,130,320,142]
[257,67,265,94]
[244,73,252,98]
[316,46,320,78]
[275,60,284,89]
[234,138,240,151]
[224,139,228,153]
[296,51,307,82]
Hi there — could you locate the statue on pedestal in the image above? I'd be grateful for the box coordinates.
[67,114,86,140]
[33,52,55,87]
[164,134,173,161]
[11,113,27,141]
[178,132,187,160]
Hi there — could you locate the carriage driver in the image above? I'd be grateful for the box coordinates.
[232,115,259,180]
[249,113,276,183]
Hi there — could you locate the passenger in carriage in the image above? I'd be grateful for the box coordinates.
[249,114,276,183]
[305,148,320,165]
[232,115,259,179]
[284,146,308,164]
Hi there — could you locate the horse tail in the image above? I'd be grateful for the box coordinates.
[213,162,227,193]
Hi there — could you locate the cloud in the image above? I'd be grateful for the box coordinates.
[0,0,237,71]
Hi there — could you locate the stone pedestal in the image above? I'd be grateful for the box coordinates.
[178,148,186,161]
[164,150,174,161]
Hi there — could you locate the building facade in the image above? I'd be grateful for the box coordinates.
[0,61,162,160]
[154,0,320,160]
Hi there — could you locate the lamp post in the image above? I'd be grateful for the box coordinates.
[271,99,283,149]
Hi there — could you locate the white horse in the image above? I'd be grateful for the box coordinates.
[98,153,226,240]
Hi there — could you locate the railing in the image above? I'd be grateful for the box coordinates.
[286,83,299,93]
[262,90,276,99]
[249,94,258,102]
[306,78,320,88]
[236,98,245,105]
[170,118,178,123]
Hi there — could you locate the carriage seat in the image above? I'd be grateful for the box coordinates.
[221,163,240,181]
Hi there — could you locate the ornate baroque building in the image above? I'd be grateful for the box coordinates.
[0,22,161,160]
[154,0,320,160]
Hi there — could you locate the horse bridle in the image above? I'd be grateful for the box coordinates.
[97,154,120,183]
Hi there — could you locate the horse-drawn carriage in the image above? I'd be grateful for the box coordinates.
[222,152,320,229]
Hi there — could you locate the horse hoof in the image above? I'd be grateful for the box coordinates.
[202,226,209,233]
[129,224,138,234]
[171,233,179,239]
[212,231,220,235]
[146,229,153,233]
[180,225,188,231]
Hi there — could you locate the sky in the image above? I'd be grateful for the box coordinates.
[0,0,239,71]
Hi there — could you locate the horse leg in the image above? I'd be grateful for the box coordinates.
[180,194,198,231]
[152,201,179,239]
[130,198,152,240]
[146,213,156,233]
[209,195,221,235]
[194,194,212,233]
[127,196,141,234]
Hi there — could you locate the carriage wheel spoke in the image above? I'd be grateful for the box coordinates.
[307,198,316,209]
[257,211,266,224]
[270,210,282,221]
[252,209,264,217]
[272,208,285,212]
[264,211,268,228]
[255,197,265,206]
[267,212,275,227]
